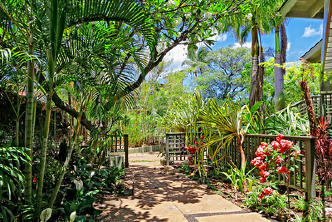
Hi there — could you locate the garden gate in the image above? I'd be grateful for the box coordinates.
[108,134,129,168]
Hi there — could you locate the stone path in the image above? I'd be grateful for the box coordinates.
[97,152,272,222]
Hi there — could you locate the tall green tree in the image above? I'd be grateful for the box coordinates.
[189,47,251,100]
[273,22,288,110]
[223,0,284,108]
[1,0,157,213]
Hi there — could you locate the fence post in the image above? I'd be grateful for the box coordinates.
[305,137,316,203]
[166,133,169,166]
[124,134,129,168]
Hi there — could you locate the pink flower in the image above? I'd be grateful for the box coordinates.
[277,166,289,174]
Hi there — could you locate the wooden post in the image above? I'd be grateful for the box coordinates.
[166,133,169,166]
[124,134,129,168]
[305,137,316,203]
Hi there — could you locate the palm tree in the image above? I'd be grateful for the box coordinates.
[1,0,156,215]
[38,0,156,214]
[274,22,288,110]
[223,0,284,108]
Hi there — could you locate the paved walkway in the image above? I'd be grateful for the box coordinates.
[97,152,271,222]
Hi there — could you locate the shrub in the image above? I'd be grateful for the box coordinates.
[251,134,301,201]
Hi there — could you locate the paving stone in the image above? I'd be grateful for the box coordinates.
[97,152,270,222]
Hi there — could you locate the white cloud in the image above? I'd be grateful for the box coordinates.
[162,33,227,73]
[211,33,228,42]
[163,44,188,72]
[232,42,252,49]
[302,24,323,38]
[287,42,291,52]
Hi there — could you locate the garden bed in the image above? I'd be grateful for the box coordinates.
[176,162,332,221]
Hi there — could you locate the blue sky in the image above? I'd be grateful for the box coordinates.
[213,18,323,62]
[164,18,324,73]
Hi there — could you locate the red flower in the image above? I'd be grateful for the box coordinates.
[201,135,204,140]
[251,157,263,167]
[277,166,289,174]
[276,134,284,143]
[200,142,204,146]
[33,177,37,183]
[189,161,193,166]
[259,170,270,178]
[260,142,268,148]
[275,156,283,165]
[258,193,264,200]
[187,147,198,154]
[259,177,266,183]
[263,187,273,195]
[264,147,272,156]
[258,163,268,171]
[279,139,294,153]
[271,141,279,150]
[259,187,273,200]
[255,147,265,158]
[188,156,192,161]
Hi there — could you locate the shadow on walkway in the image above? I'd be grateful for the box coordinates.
[97,162,213,221]
[96,152,271,222]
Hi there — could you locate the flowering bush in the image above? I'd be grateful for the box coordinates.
[251,134,301,200]
[185,135,205,166]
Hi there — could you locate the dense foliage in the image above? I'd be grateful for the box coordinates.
[0,0,330,221]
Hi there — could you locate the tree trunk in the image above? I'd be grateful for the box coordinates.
[36,92,53,217]
[274,24,287,110]
[299,80,316,136]
[274,26,283,110]
[36,47,56,216]
[24,36,34,203]
[16,117,20,147]
[274,53,283,110]
[237,135,246,170]
[249,25,261,108]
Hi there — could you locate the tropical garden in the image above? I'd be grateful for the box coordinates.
[0,0,331,221]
